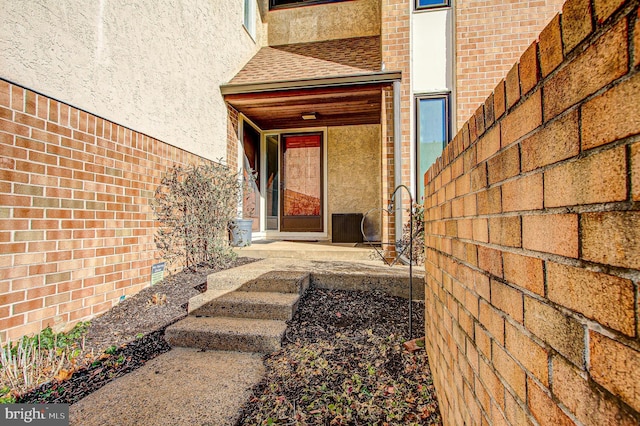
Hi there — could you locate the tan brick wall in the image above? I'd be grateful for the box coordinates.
[0,80,216,341]
[381,0,411,253]
[455,0,565,129]
[424,0,640,424]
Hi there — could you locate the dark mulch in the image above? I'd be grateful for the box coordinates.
[237,287,442,425]
[17,258,256,404]
[18,260,442,426]
[82,259,254,355]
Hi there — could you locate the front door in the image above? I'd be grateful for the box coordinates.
[280,133,323,232]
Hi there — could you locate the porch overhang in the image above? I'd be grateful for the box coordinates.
[221,71,401,130]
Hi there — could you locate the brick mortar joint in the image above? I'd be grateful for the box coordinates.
[426,5,640,185]
[429,242,640,349]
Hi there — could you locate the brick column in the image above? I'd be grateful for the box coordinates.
[381,0,411,253]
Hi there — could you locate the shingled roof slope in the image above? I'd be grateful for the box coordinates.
[228,36,381,85]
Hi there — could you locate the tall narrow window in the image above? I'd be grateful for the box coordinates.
[416,95,449,201]
[244,0,256,39]
[415,0,450,10]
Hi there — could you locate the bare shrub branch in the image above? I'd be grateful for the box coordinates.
[152,162,240,271]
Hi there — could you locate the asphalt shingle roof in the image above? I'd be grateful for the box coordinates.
[228,36,381,85]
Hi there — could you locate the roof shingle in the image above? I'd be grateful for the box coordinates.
[228,36,381,85]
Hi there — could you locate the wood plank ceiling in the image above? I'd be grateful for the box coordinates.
[224,84,387,130]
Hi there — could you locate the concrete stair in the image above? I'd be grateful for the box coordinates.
[165,316,288,353]
[166,271,309,353]
[194,291,300,320]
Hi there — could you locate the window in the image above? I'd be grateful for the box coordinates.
[416,94,449,201]
[270,0,349,10]
[243,0,256,39]
[415,0,449,10]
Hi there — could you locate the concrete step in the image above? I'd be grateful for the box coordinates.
[233,241,377,262]
[165,316,288,353]
[192,291,300,321]
[239,271,310,294]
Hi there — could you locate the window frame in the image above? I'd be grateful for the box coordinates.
[414,0,450,11]
[269,0,351,11]
[243,0,256,40]
[415,93,450,200]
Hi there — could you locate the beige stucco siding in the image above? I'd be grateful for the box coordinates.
[327,125,381,241]
[0,0,266,162]
[264,0,381,46]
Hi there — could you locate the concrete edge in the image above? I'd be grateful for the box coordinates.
[189,258,425,315]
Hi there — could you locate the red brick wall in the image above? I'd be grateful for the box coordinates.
[455,0,565,129]
[424,0,640,424]
[0,80,215,341]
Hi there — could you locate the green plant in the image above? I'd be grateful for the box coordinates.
[0,386,15,404]
[152,162,241,271]
[0,323,91,398]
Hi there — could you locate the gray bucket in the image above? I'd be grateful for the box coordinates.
[230,219,253,247]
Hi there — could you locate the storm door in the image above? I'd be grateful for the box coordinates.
[280,133,323,232]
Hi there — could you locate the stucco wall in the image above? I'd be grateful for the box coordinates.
[0,0,265,162]
[327,125,381,241]
[412,8,453,93]
[264,0,381,45]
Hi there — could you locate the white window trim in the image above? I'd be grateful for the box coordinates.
[243,0,256,40]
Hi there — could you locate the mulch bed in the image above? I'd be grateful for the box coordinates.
[237,287,442,425]
[17,259,442,426]
[17,258,255,404]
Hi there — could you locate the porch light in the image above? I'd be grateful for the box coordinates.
[301,112,317,120]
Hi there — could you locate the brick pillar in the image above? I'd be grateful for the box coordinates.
[381,0,411,254]
[226,105,239,171]
[381,87,396,258]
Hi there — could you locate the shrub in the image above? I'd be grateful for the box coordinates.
[152,162,240,271]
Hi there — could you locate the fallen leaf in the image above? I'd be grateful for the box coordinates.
[55,369,73,382]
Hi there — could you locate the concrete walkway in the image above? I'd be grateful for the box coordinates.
[70,257,422,425]
[70,349,264,426]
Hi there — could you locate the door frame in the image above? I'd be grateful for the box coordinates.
[239,117,329,240]
[279,131,324,233]
[258,127,329,240]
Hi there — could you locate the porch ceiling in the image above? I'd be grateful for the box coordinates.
[224,83,389,130]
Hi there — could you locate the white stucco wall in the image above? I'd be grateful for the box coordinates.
[0,0,265,161]
[411,8,453,93]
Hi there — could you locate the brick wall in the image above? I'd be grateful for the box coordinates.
[381,0,411,254]
[455,0,565,129]
[0,79,216,341]
[423,0,640,424]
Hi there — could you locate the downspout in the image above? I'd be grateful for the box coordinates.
[393,80,403,247]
